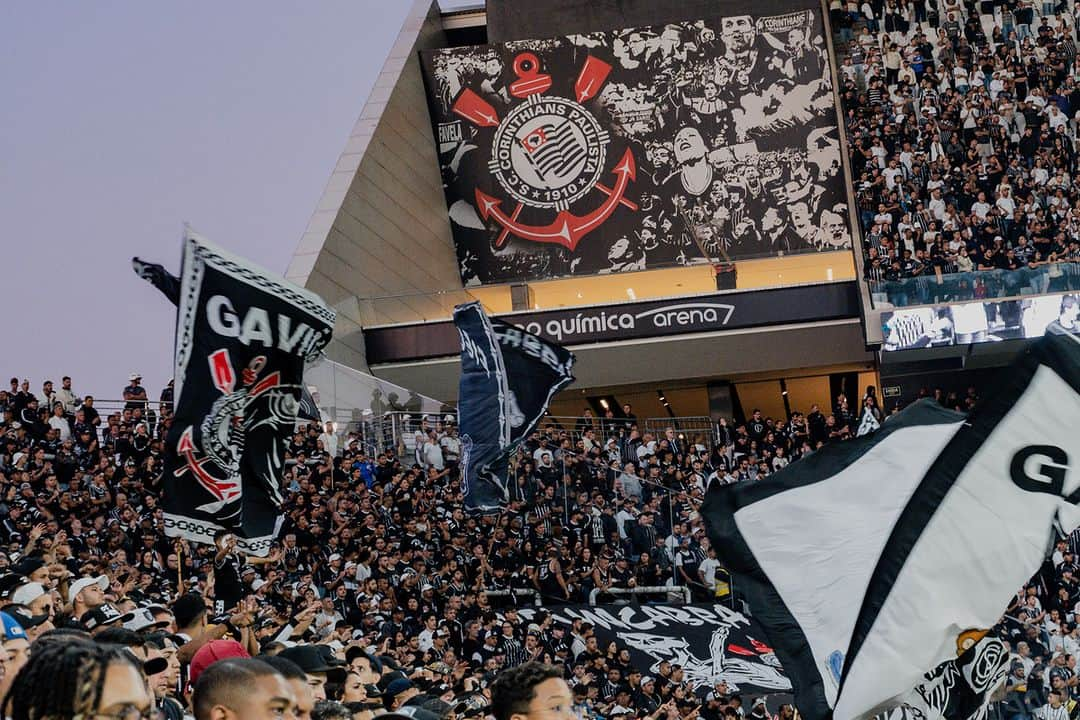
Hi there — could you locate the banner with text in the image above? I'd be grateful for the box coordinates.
[518,604,792,695]
[162,231,336,554]
[421,9,851,285]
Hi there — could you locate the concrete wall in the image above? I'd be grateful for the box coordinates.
[286,0,464,370]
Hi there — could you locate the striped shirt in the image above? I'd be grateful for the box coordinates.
[500,634,528,667]
[1038,704,1069,720]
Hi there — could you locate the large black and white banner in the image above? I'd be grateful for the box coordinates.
[456,301,575,513]
[702,331,1080,720]
[421,9,851,286]
[515,604,791,696]
[155,231,335,555]
[873,637,1009,720]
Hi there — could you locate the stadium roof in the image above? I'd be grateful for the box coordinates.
[285,0,476,371]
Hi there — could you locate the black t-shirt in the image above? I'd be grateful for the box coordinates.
[747,420,767,442]
[214,551,244,611]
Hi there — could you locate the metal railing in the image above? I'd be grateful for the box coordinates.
[588,585,692,605]
[482,588,542,606]
[538,415,719,455]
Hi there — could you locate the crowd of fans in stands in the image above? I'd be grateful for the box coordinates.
[1,371,900,719]
[834,0,1080,303]
[834,0,1080,714]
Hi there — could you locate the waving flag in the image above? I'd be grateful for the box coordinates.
[137,230,335,555]
[455,301,574,513]
[873,637,1009,720]
[703,331,1080,720]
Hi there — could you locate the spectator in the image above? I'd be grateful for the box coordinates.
[3,639,153,720]
[191,657,296,720]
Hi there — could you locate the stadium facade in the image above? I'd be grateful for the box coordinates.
[284,0,1063,422]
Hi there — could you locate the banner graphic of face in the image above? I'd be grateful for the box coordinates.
[421,9,851,286]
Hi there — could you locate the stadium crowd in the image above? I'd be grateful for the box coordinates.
[835,0,1080,714]
[0,362,1068,720]
[0,372,887,719]
[834,0,1080,306]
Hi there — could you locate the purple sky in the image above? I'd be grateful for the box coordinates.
[0,1,451,404]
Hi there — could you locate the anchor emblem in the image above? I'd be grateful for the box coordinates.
[451,52,636,252]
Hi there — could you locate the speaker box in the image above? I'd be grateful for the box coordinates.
[714,263,737,290]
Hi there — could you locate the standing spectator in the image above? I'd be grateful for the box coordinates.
[55,376,79,415]
[123,373,148,411]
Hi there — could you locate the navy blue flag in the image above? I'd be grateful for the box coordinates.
[455,301,575,513]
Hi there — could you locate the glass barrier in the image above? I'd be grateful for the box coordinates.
[357,251,856,326]
[879,291,1079,351]
[868,262,1080,309]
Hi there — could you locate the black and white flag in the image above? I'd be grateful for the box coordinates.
[703,331,1080,720]
[873,636,1009,720]
[514,604,791,695]
[855,407,880,437]
[456,301,575,513]
[140,230,335,555]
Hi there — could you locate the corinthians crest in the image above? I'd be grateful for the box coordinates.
[450,52,637,252]
[174,349,297,518]
[422,10,850,285]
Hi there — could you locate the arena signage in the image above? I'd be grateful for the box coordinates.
[516,301,735,343]
[420,8,851,286]
[363,282,859,364]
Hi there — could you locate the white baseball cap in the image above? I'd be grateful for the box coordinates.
[11,582,46,606]
[122,607,168,633]
[68,575,109,604]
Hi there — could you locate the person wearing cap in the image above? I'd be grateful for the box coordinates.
[6,603,53,642]
[0,611,30,698]
[123,373,148,411]
[279,644,347,702]
[82,603,127,635]
[11,580,54,621]
[189,639,252,690]
[636,675,660,714]
[144,633,185,720]
[342,647,378,684]
[383,677,419,711]
[69,573,109,619]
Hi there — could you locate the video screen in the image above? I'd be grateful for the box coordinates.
[880,293,1079,351]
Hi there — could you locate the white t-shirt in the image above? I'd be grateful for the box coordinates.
[422,441,445,470]
[49,415,71,442]
[971,201,992,220]
[699,557,722,589]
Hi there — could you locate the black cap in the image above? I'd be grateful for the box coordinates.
[81,604,124,631]
[278,645,346,680]
[0,575,27,599]
[12,557,44,578]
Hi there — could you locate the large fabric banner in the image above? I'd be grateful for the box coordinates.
[421,9,850,285]
[516,604,791,695]
[873,637,1009,720]
[455,301,574,513]
[702,331,1080,720]
[156,231,336,555]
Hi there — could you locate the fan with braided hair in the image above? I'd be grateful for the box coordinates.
[1,640,153,720]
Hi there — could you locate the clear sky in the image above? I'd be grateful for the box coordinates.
[0,0,472,404]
